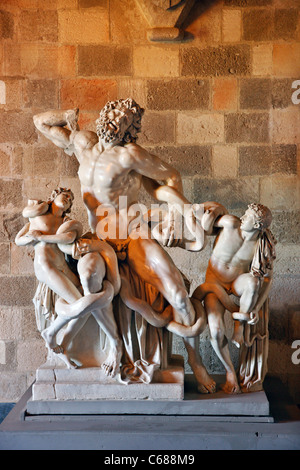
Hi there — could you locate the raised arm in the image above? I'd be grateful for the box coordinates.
[33,109,99,160]
[33,109,80,155]
[200,204,230,235]
[199,211,238,239]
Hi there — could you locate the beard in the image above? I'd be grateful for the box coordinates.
[96,99,144,144]
[96,119,125,144]
[96,118,141,144]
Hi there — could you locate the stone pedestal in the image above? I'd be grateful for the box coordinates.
[27,370,273,422]
[4,378,300,450]
[31,355,185,403]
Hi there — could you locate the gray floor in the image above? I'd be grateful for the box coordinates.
[0,377,299,450]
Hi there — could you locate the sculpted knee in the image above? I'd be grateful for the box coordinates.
[77,252,106,294]
[171,286,189,311]
[246,274,260,292]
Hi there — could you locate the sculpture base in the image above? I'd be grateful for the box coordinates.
[3,378,300,450]
[31,357,185,402]
[27,372,272,421]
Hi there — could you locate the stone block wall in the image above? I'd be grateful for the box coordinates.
[0,0,299,402]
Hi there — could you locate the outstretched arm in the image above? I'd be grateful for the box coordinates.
[127,144,184,199]
[143,177,189,206]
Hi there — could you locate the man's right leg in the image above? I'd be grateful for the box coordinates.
[233,273,261,315]
[127,238,197,326]
[231,273,261,345]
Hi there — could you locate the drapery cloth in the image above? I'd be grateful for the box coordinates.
[33,282,58,332]
[115,262,170,384]
[250,229,277,278]
[239,299,269,392]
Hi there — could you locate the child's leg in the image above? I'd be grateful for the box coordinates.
[91,304,123,378]
[61,252,122,376]
[205,293,240,394]
[231,320,244,348]
[232,273,261,321]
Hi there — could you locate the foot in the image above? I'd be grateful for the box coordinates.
[220,371,240,394]
[194,364,217,394]
[197,375,217,394]
[41,327,56,350]
[54,351,78,369]
[41,329,77,369]
[101,341,123,378]
[231,330,244,348]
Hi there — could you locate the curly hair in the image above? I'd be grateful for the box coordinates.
[96,98,144,144]
[248,203,272,230]
[47,187,74,216]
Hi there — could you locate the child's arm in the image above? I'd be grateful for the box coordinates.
[15,223,36,246]
[35,219,83,245]
[212,214,240,230]
[34,231,78,245]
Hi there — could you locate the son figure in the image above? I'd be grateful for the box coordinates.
[194,203,276,394]
[15,188,122,375]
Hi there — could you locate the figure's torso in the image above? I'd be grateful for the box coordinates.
[30,213,67,277]
[76,142,142,236]
[209,226,257,283]
[29,212,63,235]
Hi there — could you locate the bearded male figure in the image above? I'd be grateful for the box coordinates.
[33,98,218,392]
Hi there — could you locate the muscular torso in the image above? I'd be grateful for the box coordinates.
[75,140,143,239]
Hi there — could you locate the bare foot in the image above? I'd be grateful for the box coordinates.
[55,351,78,369]
[231,330,244,348]
[101,341,123,378]
[41,327,56,350]
[194,365,217,394]
[220,371,241,394]
[41,329,77,369]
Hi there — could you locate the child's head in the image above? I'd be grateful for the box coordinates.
[48,187,74,216]
[240,203,272,232]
